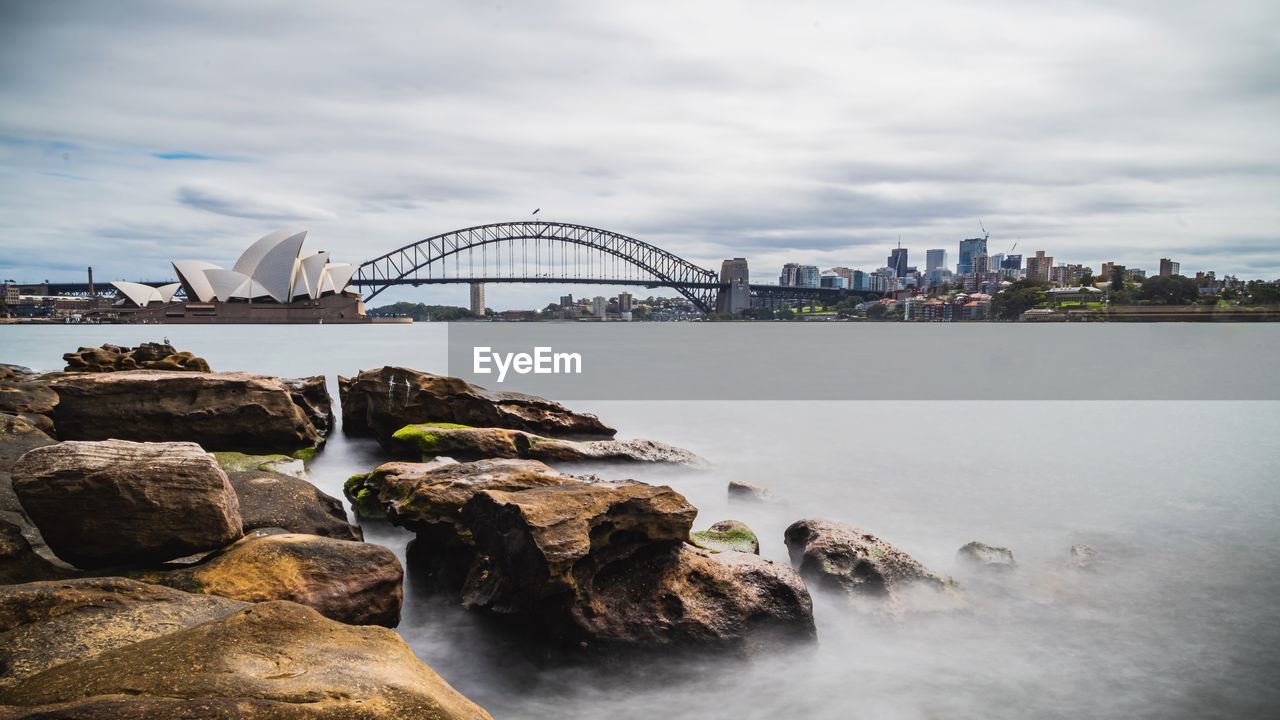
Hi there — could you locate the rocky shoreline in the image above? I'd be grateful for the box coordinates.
[0,343,1061,718]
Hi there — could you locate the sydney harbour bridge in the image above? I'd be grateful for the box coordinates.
[350,220,853,313]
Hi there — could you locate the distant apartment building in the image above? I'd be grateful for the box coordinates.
[617,291,633,313]
[1051,263,1087,285]
[957,237,988,276]
[2,283,18,305]
[926,249,948,273]
[1025,251,1053,282]
[469,282,486,316]
[799,265,820,288]
[1159,258,1181,276]
[591,296,607,317]
[779,263,802,286]
[869,267,896,292]
[1124,268,1147,281]
[826,266,855,288]
[820,273,847,289]
[1001,254,1023,273]
[559,293,574,307]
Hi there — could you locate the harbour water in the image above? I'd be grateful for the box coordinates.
[4,324,1279,719]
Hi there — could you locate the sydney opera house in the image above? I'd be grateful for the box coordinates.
[111,229,369,323]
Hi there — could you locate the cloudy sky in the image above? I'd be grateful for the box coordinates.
[1,0,1277,308]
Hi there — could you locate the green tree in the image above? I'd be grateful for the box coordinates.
[1078,269,1095,287]
[991,278,1048,320]
[1139,275,1199,305]
[865,303,888,320]
[1109,266,1127,292]
[1244,280,1280,306]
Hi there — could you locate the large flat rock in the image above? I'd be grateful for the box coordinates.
[392,424,706,465]
[228,469,362,541]
[136,531,403,627]
[0,577,247,690]
[0,600,492,719]
[339,366,615,449]
[49,370,322,454]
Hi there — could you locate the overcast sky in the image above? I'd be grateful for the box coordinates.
[1,0,1277,308]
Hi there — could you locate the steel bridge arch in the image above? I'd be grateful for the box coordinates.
[353,221,722,311]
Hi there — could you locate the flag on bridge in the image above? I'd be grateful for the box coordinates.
[532,208,540,215]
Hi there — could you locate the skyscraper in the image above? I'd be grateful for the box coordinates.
[888,247,909,277]
[800,265,821,288]
[958,237,987,276]
[617,291,633,313]
[469,282,485,316]
[926,249,948,273]
[779,263,802,286]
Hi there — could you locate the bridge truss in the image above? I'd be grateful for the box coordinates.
[353,221,723,312]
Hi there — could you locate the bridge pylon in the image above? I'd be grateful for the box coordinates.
[715,258,750,314]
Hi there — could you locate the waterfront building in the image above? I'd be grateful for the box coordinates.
[779,263,802,286]
[820,274,847,289]
[559,293,574,307]
[1025,251,1053,282]
[469,282,486,316]
[1159,258,1181,276]
[1047,286,1105,304]
[618,291,633,313]
[799,265,821,288]
[592,295,607,317]
[958,237,988,276]
[1124,268,1147,281]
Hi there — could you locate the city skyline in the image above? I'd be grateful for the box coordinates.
[2,1,1278,312]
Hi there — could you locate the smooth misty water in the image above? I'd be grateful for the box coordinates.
[4,324,1279,720]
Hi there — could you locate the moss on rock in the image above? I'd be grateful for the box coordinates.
[691,520,760,554]
[211,451,304,478]
[344,472,385,518]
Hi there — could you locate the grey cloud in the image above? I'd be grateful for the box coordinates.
[177,185,335,222]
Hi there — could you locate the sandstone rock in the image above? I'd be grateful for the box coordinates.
[392,423,705,465]
[0,577,246,690]
[137,531,403,627]
[0,515,75,584]
[1070,544,1098,569]
[212,451,305,478]
[339,366,615,448]
[0,377,57,434]
[957,541,1016,571]
[460,481,697,613]
[0,414,55,475]
[692,519,760,554]
[344,457,577,536]
[284,375,334,438]
[1,414,56,519]
[0,364,37,381]
[728,480,775,503]
[0,601,492,719]
[62,342,211,373]
[784,519,953,600]
[227,470,362,541]
[49,371,322,453]
[12,440,243,569]
[569,542,814,650]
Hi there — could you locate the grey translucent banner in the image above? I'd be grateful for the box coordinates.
[446,323,1280,401]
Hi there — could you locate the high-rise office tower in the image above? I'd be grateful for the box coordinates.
[888,247,909,277]
[958,237,987,276]
[926,249,947,273]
